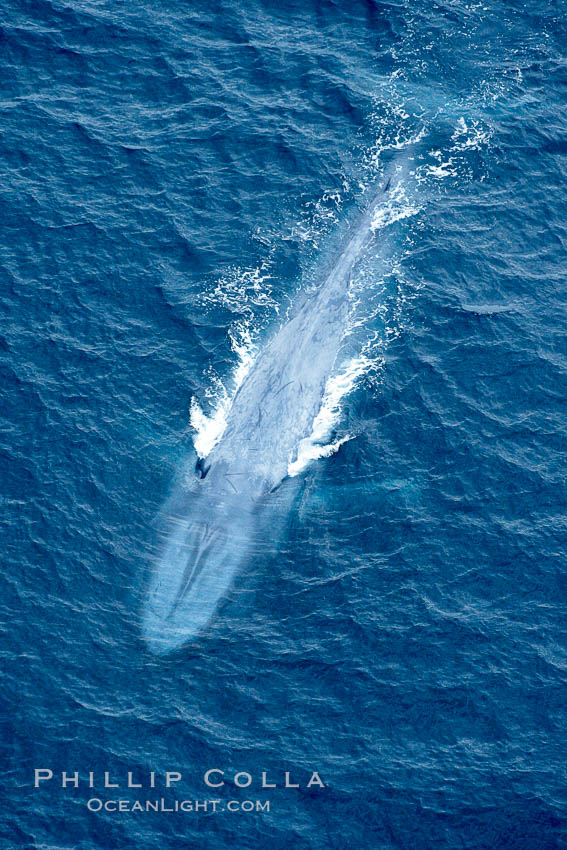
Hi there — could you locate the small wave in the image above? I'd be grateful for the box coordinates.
[371,181,423,232]
[451,116,493,151]
[424,155,458,179]
[189,324,256,458]
[201,262,277,316]
[287,355,371,477]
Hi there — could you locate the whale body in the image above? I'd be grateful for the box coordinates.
[142,172,397,653]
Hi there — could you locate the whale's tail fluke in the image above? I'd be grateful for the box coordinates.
[143,485,255,653]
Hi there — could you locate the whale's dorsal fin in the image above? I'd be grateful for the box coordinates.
[196,458,210,480]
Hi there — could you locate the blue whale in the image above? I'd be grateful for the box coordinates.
[142,169,399,652]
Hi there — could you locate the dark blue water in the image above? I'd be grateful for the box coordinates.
[2,0,567,847]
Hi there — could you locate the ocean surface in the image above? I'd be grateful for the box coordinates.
[2,0,567,847]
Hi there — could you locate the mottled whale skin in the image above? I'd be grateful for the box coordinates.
[142,173,396,653]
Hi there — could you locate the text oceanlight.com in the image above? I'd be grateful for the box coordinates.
[86,798,270,814]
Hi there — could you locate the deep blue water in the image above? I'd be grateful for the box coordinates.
[2,0,567,847]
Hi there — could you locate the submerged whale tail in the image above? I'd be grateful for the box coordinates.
[142,487,254,653]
